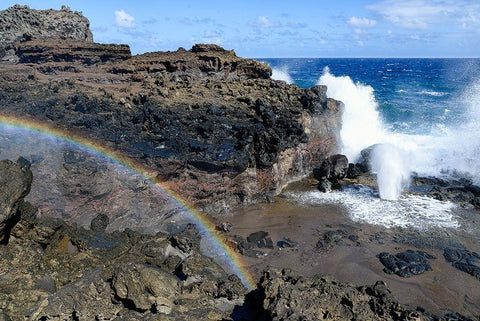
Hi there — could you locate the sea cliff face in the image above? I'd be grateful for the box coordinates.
[0,5,342,219]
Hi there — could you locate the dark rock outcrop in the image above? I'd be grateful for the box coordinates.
[378,250,436,277]
[15,37,131,65]
[412,176,480,209]
[0,157,32,243]
[256,267,462,321]
[314,154,349,191]
[444,247,480,281]
[0,5,93,62]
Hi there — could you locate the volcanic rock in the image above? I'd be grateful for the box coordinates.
[0,6,342,220]
[278,236,298,248]
[0,5,93,62]
[258,268,423,321]
[247,231,274,249]
[90,213,109,232]
[314,154,349,190]
[444,247,480,281]
[378,250,436,277]
[0,157,33,243]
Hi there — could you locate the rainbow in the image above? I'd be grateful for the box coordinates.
[0,114,257,290]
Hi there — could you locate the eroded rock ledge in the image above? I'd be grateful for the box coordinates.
[0,5,342,216]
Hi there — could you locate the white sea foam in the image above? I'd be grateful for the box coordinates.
[271,66,294,84]
[419,90,447,97]
[293,188,458,230]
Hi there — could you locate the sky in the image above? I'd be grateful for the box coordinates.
[2,0,480,57]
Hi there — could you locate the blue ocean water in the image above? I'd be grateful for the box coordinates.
[263,58,480,134]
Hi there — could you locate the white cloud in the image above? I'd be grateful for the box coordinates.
[251,16,276,28]
[348,17,377,28]
[366,0,478,30]
[115,10,136,28]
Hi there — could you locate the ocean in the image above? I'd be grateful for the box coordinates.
[263,58,480,229]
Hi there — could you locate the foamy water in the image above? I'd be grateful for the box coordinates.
[292,188,458,230]
[271,66,294,84]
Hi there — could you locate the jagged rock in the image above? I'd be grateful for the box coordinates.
[29,267,117,320]
[278,237,298,248]
[314,154,349,191]
[15,37,131,64]
[412,175,480,209]
[259,268,423,321]
[0,157,33,243]
[0,5,93,62]
[316,229,359,251]
[112,263,179,313]
[378,250,435,277]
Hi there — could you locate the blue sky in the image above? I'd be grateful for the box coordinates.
[2,0,480,57]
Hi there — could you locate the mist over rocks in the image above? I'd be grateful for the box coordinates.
[0,5,342,217]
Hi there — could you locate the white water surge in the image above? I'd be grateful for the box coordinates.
[317,68,480,195]
[271,66,294,84]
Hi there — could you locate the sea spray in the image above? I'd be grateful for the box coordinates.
[317,67,413,199]
[370,144,410,200]
[317,67,385,162]
[271,66,294,84]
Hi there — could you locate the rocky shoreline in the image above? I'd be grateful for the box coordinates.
[0,157,477,320]
[0,5,479,321]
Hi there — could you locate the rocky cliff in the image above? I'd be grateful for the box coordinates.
[0,5,93,62]
[0,5,341,220]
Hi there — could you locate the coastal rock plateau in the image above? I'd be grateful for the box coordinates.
[0,5,341,223]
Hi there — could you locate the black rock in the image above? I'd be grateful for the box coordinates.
[278,237,298,248]
[247,231,274,249]
[444,247,480,280]
[377,250,435,278]
[90,213,109,232]
[217,222,233,233]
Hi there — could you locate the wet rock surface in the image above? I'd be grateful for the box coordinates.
[444,247,480,281]
[378,250,436,277]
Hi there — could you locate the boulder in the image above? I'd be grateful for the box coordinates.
[314,154,349,191]
[377,250,436,277]
[247,231,274,249]
[112,263,179,314]
[90,213,109,232]
[0,157,33,243]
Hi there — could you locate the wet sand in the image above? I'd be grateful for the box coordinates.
[216,193,480,318]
